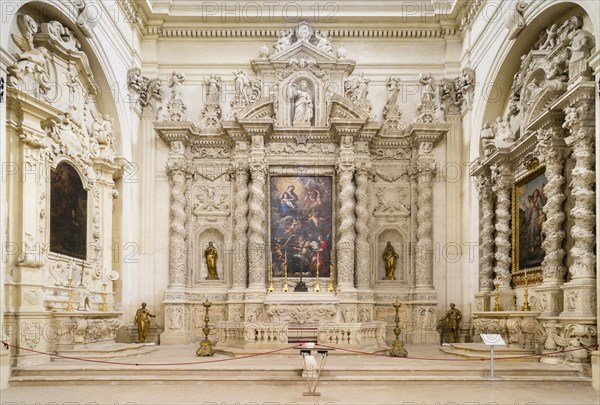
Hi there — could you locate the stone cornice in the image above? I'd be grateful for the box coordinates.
[142,25,458,40]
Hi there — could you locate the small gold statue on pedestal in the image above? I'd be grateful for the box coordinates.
[196,299,215,357]
[383,241,399,280]
[204,242,219,280]
[134,302,156,343]
[389,299,408,357]
[438,303,462,343]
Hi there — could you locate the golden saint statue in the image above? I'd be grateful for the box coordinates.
[204,241,219,280]
[383,241,399,280]
[134,302,156,343]
[439,303,462,343]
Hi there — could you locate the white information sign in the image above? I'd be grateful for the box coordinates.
[480,334,506,346]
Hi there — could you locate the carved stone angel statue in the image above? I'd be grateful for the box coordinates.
[232,70,250,107]
[315,30,333,54]
[274,29,293,53]
[168,71,185,99]
[8,15,50,96]
[91,111,114,146]
[350,72,370,101]
[418,73,436,104]
[204,74,222,104]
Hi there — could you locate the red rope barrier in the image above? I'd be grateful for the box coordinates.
[314,342,599,361]
[1,340,303,367]
[2,340,597,365]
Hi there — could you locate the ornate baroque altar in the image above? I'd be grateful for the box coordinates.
[151,22,471,349]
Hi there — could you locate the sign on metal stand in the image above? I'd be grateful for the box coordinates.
[480,333,506,379]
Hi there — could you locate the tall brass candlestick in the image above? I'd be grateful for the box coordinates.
[522,271,531,311]
[314,263,320,293]
[196,299,214,356]
[282,261,289,292]
[100,283,108,312]
[65,278,74,312]
[268,262,275,293]
[389,299,407,357]
[493,280,500,312]
[328,264,334,293]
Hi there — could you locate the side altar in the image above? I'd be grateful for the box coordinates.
[152,22,471,349]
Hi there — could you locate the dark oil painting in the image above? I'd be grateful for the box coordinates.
[50,162,87,259]
[270,176,332,277]
[515,170,547,270]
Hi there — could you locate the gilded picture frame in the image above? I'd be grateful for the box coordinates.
[511,166,547,273]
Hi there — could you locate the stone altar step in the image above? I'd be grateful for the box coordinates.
[440,343,536,362]
[53,343,158,361]
[10,347,587,386]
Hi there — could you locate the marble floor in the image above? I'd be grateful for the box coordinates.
[1,344,598,404]
[2,382,599,405]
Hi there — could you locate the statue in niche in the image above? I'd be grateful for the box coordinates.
[383,241,399,280]
[204,242,219,280]
[134,302,156,343]
[438,303,462,343]
[290,80,313,126]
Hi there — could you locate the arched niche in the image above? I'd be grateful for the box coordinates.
[278,73,326,127]
[375,228,407,283]
[194,227,226,284]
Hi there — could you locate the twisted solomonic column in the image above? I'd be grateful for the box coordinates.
[336,161,356,290]
[534,127,569,316]
[536,128,569,283]
[232,164,250,289]
[415,157,435,290]
[475,173,495,292]
[564,110,596,281]
[247,161,267,288]
[354,164,371,288]
[167,161,188,287]
[490,161,512,290]
[561,96,596,318]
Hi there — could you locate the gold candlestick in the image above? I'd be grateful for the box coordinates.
[196,299,215,356]
[65,278,74,312]
[282,261,289,292]
[268,262,275,293]
[493,280,500,312]
[522,271,531,311]
[389,299,407,357]
[328,264,334,293]
[314,263,320,292]
[100,283,108,312]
